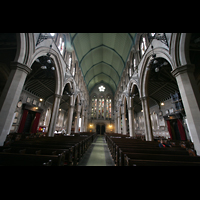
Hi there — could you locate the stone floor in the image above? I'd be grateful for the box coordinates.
[78,135,115,166]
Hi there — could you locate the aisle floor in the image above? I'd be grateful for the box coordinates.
[78,135,115,166]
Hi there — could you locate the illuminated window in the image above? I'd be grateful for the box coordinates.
[106,98,112,119]
[98,85,105,92]
[68,55,72,70]
[58,37,65,55]
[91,98,97,119]
[109,99,112,118]
[140,36,147,57]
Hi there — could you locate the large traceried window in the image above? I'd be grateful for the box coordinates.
[90,88,112,120]
[98,96,104,119]
[106,97,112,119]
[91,98,97,119]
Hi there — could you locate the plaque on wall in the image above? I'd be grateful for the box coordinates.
[158,118,165,127]
[169,107,174,114]
[17,101,22,108]
[33,100,37,105]
[27,97,31,103]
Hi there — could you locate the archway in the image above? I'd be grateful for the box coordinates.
[129,84,141,138]
[17,55,56,135]
[147,56,187,140]
[96,124,105,135]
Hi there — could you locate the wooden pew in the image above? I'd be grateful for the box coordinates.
[0,146,73,166]
[0,152,65,166]
[105,133,198,166]
[124,153,200,166]
[117,147,189,166]
[6,132,97,166]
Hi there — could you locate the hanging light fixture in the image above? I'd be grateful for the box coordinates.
[148,45,169,73]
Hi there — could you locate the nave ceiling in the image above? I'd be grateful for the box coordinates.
[69,33,137,94]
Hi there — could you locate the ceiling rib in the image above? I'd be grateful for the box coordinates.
[87,72,117,89]
[79,44,125,66]
[84,61,120,79]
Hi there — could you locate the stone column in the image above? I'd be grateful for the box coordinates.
[84,110,88,132]
[172,64,200,155]
[115,115,118,133]
[0,62,32,145]
[117,114,121,134]
[121,112,127,135]
[48,94,62,137]
[140,96,153,141]
[128,107,135,137]
[74,111,80,133]
[80,110,85,132]
[66,105,74,135]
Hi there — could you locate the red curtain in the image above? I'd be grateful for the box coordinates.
[166,120,173,140]
[30,112,41,134]
[177,119,186,140]
[18,109,29,133]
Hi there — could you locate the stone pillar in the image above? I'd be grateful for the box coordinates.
[66,105,74,135]
[80,110,85,132]
[172,64,200,155]
[128,107,135,137]
[84,110,88,132]
[0,62,31,145]
[117,114,121,134]
[140,96,153,141]
[74,111,80,133]
[48,94,62,137]
[121,112,127,135]
[115,116,118,133]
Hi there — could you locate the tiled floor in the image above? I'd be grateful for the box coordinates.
[78,135,115,166]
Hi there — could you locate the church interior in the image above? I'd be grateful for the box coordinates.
[1,33,200,166]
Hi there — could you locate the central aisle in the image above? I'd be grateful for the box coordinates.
[78,135,115,166]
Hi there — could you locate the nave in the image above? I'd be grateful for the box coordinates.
[78,135,115,166]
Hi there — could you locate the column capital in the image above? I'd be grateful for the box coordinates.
[140,96,148,101]
[54,94,62,99]
[10,61,32,74]
[127,107,133,111]
[171,64,195,77]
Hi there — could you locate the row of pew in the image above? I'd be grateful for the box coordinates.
[105,133,200,166]
[0,132,97,166]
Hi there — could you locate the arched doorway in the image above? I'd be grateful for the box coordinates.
[96,124,105,135]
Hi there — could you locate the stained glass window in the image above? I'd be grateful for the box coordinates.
[106,99,109,118]
[102,98,104,118]
[94,98,97,119]
[98,99,101,118]
[91,99,94,118]
[109,99,112,118]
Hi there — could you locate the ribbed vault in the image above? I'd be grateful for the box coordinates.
[70,33,136,94]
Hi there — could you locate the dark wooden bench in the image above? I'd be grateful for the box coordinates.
[117,147,189,166]
[5,132,97,166]
[124,152,200,166]
[0,146,73,166]
[0,152,65,166]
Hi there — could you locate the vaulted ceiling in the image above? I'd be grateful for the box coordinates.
[70,33,136,94]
